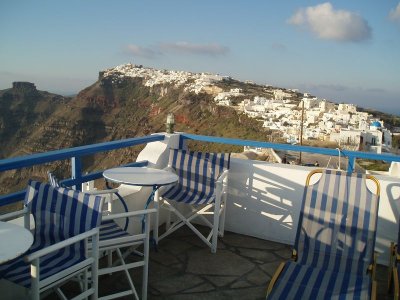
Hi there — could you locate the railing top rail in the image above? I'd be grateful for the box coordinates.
[180,133,400,162]
[0,134,165,172]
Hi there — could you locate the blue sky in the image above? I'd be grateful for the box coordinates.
[1,1,399,114]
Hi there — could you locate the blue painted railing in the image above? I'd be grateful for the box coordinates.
[0,134,165,206]
[1,132,400,207]
[179,133,400,172]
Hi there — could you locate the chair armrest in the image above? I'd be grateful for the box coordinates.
[0,207,29,221]
[84,188,119,196]
[25,227,99,262]
[216,169,229,184]
[163,166,175,173]
[102,208,157,221]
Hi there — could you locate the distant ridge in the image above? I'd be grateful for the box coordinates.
[0,64,399,194]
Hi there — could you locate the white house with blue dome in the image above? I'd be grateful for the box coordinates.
[332,119,392,154]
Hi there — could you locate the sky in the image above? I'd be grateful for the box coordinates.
[1,0,400,115]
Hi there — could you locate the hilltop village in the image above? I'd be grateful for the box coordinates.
[103,64,392,154]
[215,89,392,154]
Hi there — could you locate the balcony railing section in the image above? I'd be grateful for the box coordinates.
[0,134,165,206]
[1,132,400,207]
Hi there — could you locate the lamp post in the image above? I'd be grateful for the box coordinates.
[166,113,175,134]
[299,100,304,165]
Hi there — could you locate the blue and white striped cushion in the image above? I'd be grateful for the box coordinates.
[268,261,371,299]
[161,149,230,205]
[0,180,104,287]
[294,170,379,274]
[268,170,379,299]
[47,172,130,235]
[99,220,130,241]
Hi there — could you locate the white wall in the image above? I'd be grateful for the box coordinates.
[130,134,400,265]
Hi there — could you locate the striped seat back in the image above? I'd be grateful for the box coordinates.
[167,149,230,204]
[295,170,379,274]
[26,180,104,256]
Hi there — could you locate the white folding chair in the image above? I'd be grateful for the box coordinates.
[157,149,230,253]
[0,180,104,300]
[48,171,155,300]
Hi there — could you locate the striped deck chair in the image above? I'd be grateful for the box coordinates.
[267,169,380,299]
[0,180,104,300]
[47,171,154,300]
[389,219,400,300]
[157,149,230,253]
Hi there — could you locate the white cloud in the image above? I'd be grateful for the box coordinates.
[389,2,400,22]
[159,42,229,56]
[124,42,229,59]
[124,44,159,59]
[288,2,372,42]
[271,43,287,51]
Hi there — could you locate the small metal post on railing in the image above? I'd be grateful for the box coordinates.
[166,113,175,134]
[71,156,82,191]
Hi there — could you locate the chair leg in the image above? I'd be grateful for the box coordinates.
[142,212,151,300]
[154,189,160,244]
[219,191,227,237]
[266,261,286,297]
[211,204,221,253]
[211,183,223,253]
[371,280,377,300]
[394,266,399,300]
[116,248,139,300]
[31,260,40,300]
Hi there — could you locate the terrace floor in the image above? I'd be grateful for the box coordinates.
[93,225,392,300]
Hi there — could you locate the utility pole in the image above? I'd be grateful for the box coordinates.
[299,100,304,165]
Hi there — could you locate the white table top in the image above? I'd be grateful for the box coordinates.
[0,221,33,264]
[103,167,179,187]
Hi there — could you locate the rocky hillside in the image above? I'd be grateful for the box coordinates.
[0,65,275,194]
[2,64,397,195]
[0,82,71,158]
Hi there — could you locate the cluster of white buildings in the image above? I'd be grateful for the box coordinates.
[214,91,393,154]
[103,64,393,154]
[102,63,223,94]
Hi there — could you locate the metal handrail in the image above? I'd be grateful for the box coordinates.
[0,134,165,206]
[1,132,400,206]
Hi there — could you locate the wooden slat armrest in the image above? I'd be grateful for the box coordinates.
[266,261,286,297]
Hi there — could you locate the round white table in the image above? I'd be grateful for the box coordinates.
[0,221,33,264]
[103,167,179,244]
[103,167,178,187]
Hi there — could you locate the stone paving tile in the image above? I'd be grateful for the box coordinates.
[203,275,237,287]
[47,227,393,300]
[246,268,270,286]
[238,248,279,263]
[187,249,254,276]
[222,233,286,251]
[150,273,205,295]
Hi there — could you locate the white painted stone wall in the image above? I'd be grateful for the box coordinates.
[132,134,400,265]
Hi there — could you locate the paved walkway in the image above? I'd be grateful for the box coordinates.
[52,225,392,299]
[122,226,391,300]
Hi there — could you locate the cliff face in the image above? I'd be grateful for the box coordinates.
[0,72,268,194]
[0,82,71,158]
